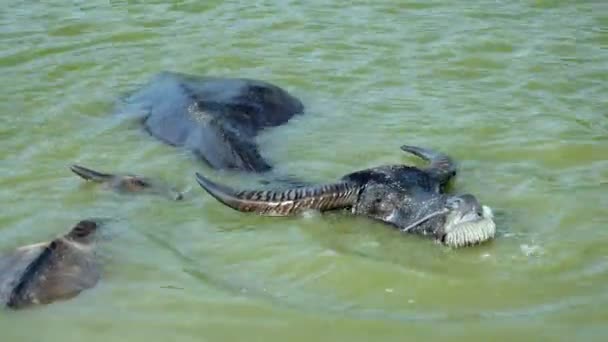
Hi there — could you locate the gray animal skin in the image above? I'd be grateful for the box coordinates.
[118,71,304,172]
[194,145,496,248]
[0,220,101,309]
[70,164,183,200]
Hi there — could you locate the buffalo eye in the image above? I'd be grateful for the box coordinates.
[446,197,464,210]
[130,178,149,187]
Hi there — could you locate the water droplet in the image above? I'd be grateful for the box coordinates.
[520,244,543,257]
[319,249,338,257]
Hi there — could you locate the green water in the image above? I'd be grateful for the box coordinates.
[1,0,607,340]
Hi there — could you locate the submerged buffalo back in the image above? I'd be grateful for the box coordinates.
[118,72,304,172]
[180,74,304,128]
[6,238,99,309]
[1,220,101,310]
[0,243,46,306]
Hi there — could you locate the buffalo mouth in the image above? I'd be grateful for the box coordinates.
[397,195,496,248]
[440,204,496,248]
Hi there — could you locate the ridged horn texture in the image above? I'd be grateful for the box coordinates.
[195,172,361,216]
[400,145,456,185]
[70,164,113,183]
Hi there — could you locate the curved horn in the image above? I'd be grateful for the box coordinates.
[400,145,457,185]
[195,172,361,216]
[70,165,113,183]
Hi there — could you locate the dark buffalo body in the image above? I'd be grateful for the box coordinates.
[118,72,304,172]
[0,220,101,309]
[195,146,497,248]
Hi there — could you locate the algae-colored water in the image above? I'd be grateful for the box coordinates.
[1,1,607,341]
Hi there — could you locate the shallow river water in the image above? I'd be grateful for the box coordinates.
[1,1,607,341]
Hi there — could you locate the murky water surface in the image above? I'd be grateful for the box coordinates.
[1,1,607,340]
